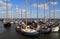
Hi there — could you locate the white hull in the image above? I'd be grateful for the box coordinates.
[15,21,18,24]
[10,21,14,24]
[52,26,59,32]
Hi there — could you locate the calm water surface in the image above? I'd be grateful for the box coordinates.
[0,20,60,39]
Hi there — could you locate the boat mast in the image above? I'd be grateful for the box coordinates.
[25,0,28,31]
[1,11,2,19]
[18,8,20,18]
[6,0,8,19]
[20,8,22,19]
[30,0,32,22]
[44,0,46,25]
[53,0,55,20]
[14,6,17,21]
[48,0,51,20]
[11,7,12,19]
[20,8,22,20]
[36,0,39,24]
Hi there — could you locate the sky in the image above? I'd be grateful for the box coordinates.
[0,0,60,19]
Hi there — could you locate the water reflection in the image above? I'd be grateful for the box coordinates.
[50,33,59,39]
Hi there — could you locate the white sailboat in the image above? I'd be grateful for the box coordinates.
[48,0,59,32]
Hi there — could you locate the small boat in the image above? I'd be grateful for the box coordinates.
[16,26,21,32]
[3,19,11,27]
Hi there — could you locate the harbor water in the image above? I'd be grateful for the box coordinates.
[0,19,60,39]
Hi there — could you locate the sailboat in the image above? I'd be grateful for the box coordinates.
[3,0,11,27]
[14,7,19,24]
[40,0,51,34]
[10,7,14,24]
[16,0,40,37]
[15,8,24,32]
[49,0,59,32]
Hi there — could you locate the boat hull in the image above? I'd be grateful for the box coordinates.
[15,27,21,32]
[51,26,59,32]
[21,31,40,37]
[10,21,14,24]
[41,28,51,34]
[4,22,11,27]
[16,26,40,37]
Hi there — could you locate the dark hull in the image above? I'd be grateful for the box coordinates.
[41,28,51,34]
[21,31,40,37]
[4,23,11,28]
[16,26,40,37]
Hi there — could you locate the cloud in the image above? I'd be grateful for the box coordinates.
[39,4,49,9]
[15,7,28,13]
[0,6,6,10]
[50,2,58,5]
[0,0,5,5]
[32,4,39,7]
[0,0,12,10]
[32,3,49,10]
[51,10,60,13]
[4,0,10,1]
[22,9,27,13]
[51,10,60,18]
[15,7,19,11]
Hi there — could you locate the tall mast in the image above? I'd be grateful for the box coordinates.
[20,8,22,20]
[18,8,20,18]
[36,0,39,24]
[21,8,22,19]
[25,0,28,31]
[48,0,51,20]
[53,0,55,20]
[44,0,46,24]
[1,11,2,19]
[11,7,12,19]
[17,7,19,18]
[6,0,8,19]
[14,6,17,19]
[30,0,32,22]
